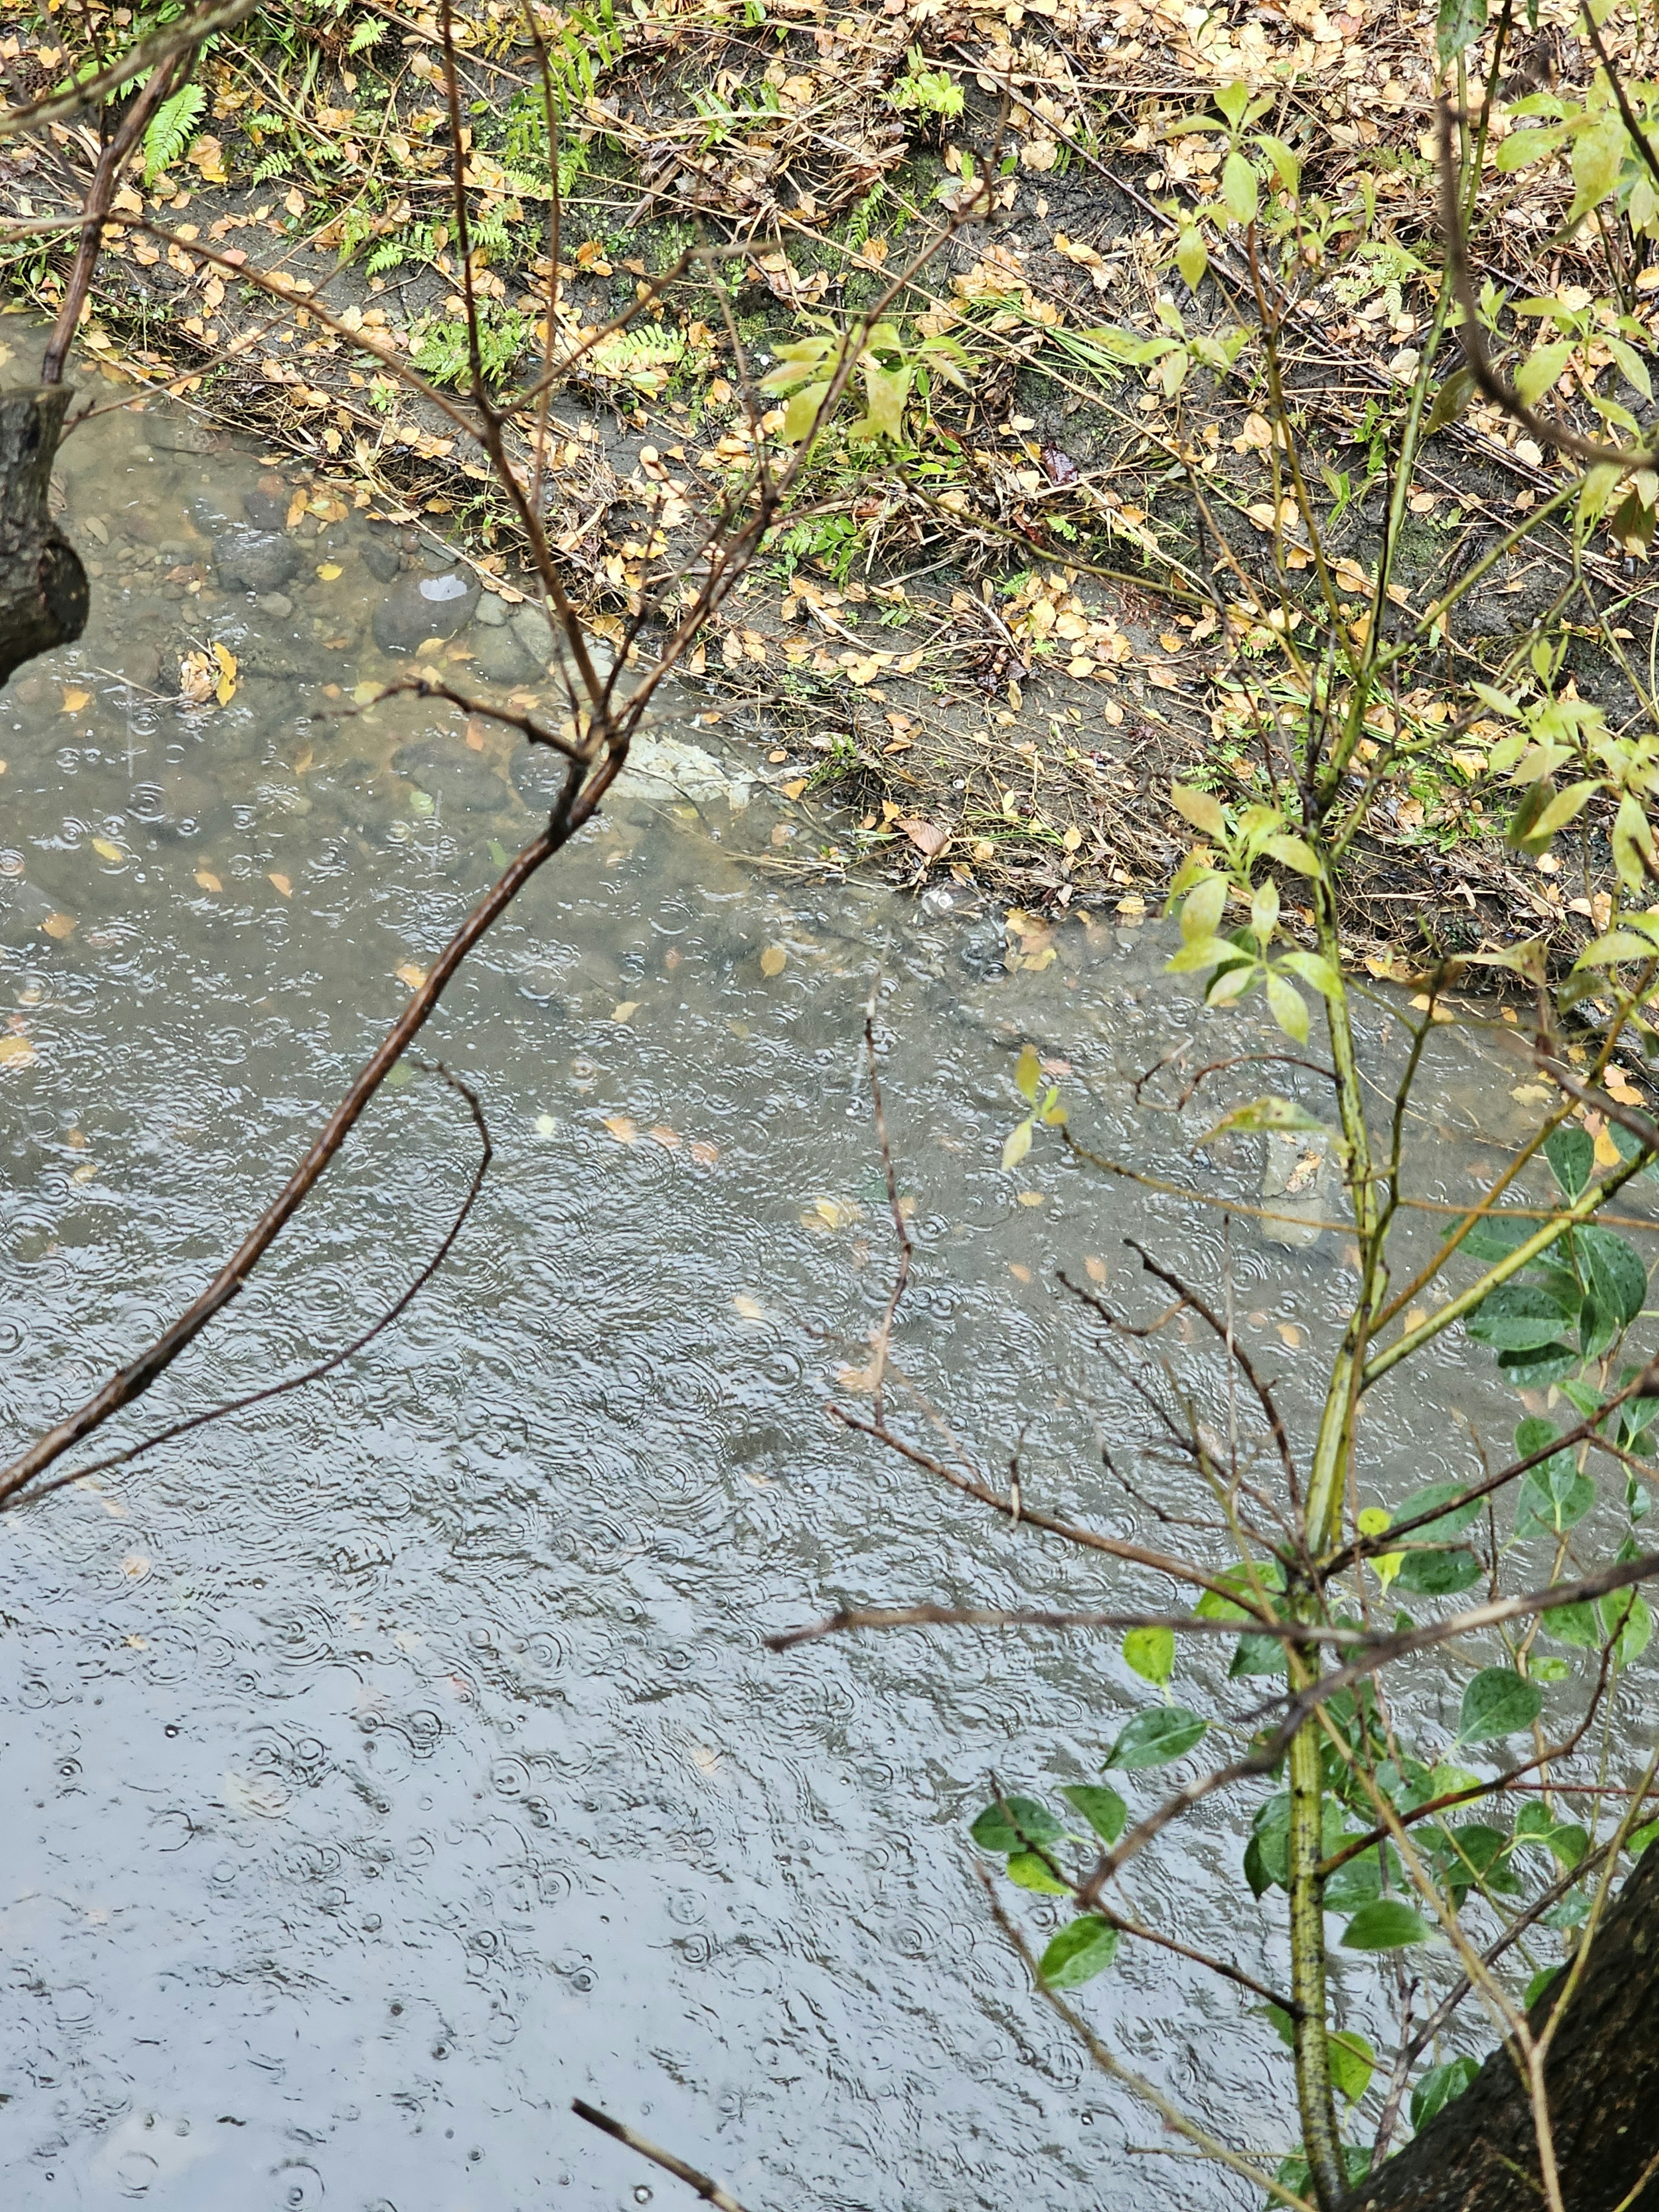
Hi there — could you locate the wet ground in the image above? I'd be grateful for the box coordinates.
[2,360,1657,2211]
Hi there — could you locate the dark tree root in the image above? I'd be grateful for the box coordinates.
[0,386,87,687]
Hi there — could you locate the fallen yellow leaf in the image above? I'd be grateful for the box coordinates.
[91,837,123,863]
[1009,1262,1033,1284]
[760,945,786,977]
[732,1294,765,1320]
[813,1195,860,1230]
[690,1140,719,1166]
[396,963,428,990]
[120,1553,152,1580]
[60,686,91,713]
[194,868,222,893]
[649,1124,681,1149]
[352,680,381,706]
[1084,1255,1107,1284]
[317,562,343,581]
[1017,1190,1046,1207]
[1276,1321,1304,1349]
[0,1034,38,1068]
[41,912,75,939]
[611,1000,639,1023]
[781,777,807,800]
[604,1113,639,1144]
[212,641,238,706]
[268,872,292,897]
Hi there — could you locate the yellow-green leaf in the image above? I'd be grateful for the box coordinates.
[1002,1117,1034,1173]
[1170,783,1226,838]
[782,381,833,442]
[1514,341,1576,409]
[1222,150,1258,224]
[1015,1043,1041,1103]
[1175,227,1208,290]
[1265,970,1309,1043]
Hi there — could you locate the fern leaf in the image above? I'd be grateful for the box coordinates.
[143,83,206,184]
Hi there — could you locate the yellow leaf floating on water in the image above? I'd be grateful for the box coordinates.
[604,1113,639,1144]
[1017,1190,1045,1208]
[352,680,381,706]
[649,1125,681,1150]
[1276,1321,1304,1348]
[60,686,90,713]
[732,1294,765,1321]
[195,868,222,893]
[0,1034,38,1069]
[396,963,428,990]
[212,642,238,706]
[1084,1255,1107,1285]
[268,871,292,897]
[1009,1262,1033,1284]
[120,1553,151,1579]
[316,562,343,581]
[41,912,75,939]
[760,945,786,977]
[812,1196,861,1230]
[611,1000,639,1023]
[690,1140,719,1167]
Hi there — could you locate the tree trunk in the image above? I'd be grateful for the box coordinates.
[1344,1843,1659,2212]
[0,386,87,688]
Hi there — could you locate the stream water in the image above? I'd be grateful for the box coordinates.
[3,344,1656,2212]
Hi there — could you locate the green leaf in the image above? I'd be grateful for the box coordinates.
[1199,1095,1325,1141]
[1179,872,1228,939]
[1424,366,1476,437]
[1214,80,1252,129]
[1605,334,1653,403]
[1515,1802,1589,1870]
[1229,1630,1288,1676]
[487,838,512,869]
[1038,1914,1120,1988]
[1436,0,1486,62]
[1014,1042,1041,1104]
[1343,1899,1434,1949]
[1466,1281,1578,1351]
[1062,1783,1128,1845]
[1222,149,1259,223]
[1250,875,1280,944]
[1576,1227,1648,1325]
[1394,1547,1482,1595]
[1175,227,1208,290]
[1396,1481,1483,1544]
[1195,1560,1284,1619]
[1545,1125,1594,1199]
[1497,1341,1578,1388]
[1278,949,1340,999]
[1460,1211,1534,1263]
[1445,1822,1523,1896]
[971,1795,1065,1852]
[1542,1597,1601,1646]
[1105,1706,1208,1770]
[856,360,912,442]
[1006,1850,1071,1894]
[1601,1586,1653,1663]
[1123,1624,1175,1686]
[1264,832,1321,877]
[1513,340,1576,409]
[1170,783,1227,839]
[1265,970,1309,1045]
[1329,2030,1376,2107]
[1570,108,1628,225]
[782,380,833,442]
[1411,2053,1479,2130]
[1458,1667,1544,1743]
[143,81,207,183]
[1514,1459,1595,1539]
[1525,1964,1564,2013]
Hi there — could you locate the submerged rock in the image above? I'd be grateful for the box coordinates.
[213,526,302,594]
[1260,1125,1344,1250]
[372,570,479,655]
[391,734,511,814]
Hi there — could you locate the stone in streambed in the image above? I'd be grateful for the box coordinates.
[392,734,511,814]
[372,569,479,655]
[471,626,537,685]
[213,526,303,594]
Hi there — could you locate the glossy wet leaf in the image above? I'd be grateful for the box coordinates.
[1514,1460,1595,1540]
[1465,1281,1579,1351]
[1342,1899,1433,1949]
[1122,1625,1174,1686]
[1104,1706,1207,1770]
[1446,1823,1522,1897]
[1544,1124,1594,1200]
[1395,1481,1482,1545]
[1542,1597,1601,1647]
[1458,1668,1544,1744]
[1038,1915,1119,1988]
[760,945,787,978]
[1061,1784,1127,1846]
[1576,1227,1648,1326]
[1412,2053,1479,2130]
[1601,1586,1653,1664]
[1005,1850,1070,1894]
[1394,1547,1482,1596]
[1497,1341,1579,1389]
[970,1795,1065,1853]
[1229,1629,1288,1676]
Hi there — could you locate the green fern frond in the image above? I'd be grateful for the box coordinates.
[143,83,206,184]
[846,182,885,253]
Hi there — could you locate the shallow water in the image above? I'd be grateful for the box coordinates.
[2,350,1655,2212]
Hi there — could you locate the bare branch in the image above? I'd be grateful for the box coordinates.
[0,0,261,136]
[571,2101,749,2212]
